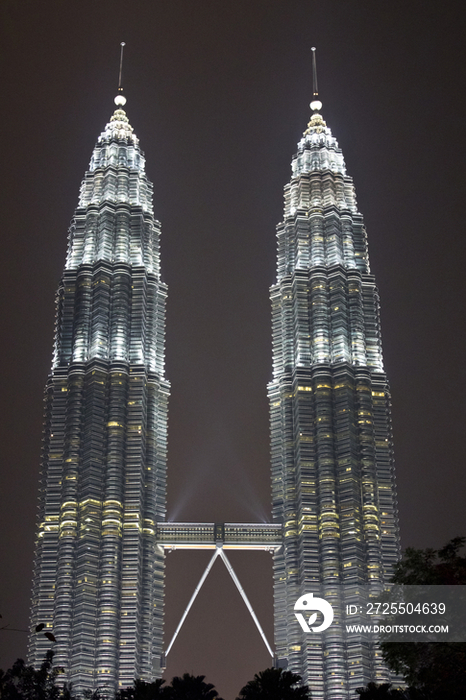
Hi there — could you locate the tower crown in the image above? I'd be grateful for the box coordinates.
[98,107,138,146]
[293,48,347,180]
[76,106,153,232]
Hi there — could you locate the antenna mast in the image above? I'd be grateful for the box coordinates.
[310,47,322,112]
[311,46,318,98]
[115,42,127,107]
[118,41,125,92]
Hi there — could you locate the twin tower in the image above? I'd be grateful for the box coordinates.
[28,66,400,699]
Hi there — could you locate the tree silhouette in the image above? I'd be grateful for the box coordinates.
[355,682,408,699]
[116,678,169,700]
[381,536,466,700]
[0,650,63,700]
[390,537,466,586]
[236,668,310,700]
[167,673,223,700]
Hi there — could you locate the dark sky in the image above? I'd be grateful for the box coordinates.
[0,1,465,698]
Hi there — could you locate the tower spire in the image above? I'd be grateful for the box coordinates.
[312,46,318,98]
[114,41,127,107]
[310,46,322,113]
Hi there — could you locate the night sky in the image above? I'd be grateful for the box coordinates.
[0,2,465,698]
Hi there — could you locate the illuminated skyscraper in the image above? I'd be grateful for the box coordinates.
[28,95,169,692]
[269,56,400,698]
[27,53,400,699]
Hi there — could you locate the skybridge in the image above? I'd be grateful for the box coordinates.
[157,521,283,551]
[158,522,283,662]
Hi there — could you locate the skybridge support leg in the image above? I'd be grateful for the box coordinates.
[218,548,274,657]
[164,546,274,659]
[165,548,220,657]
